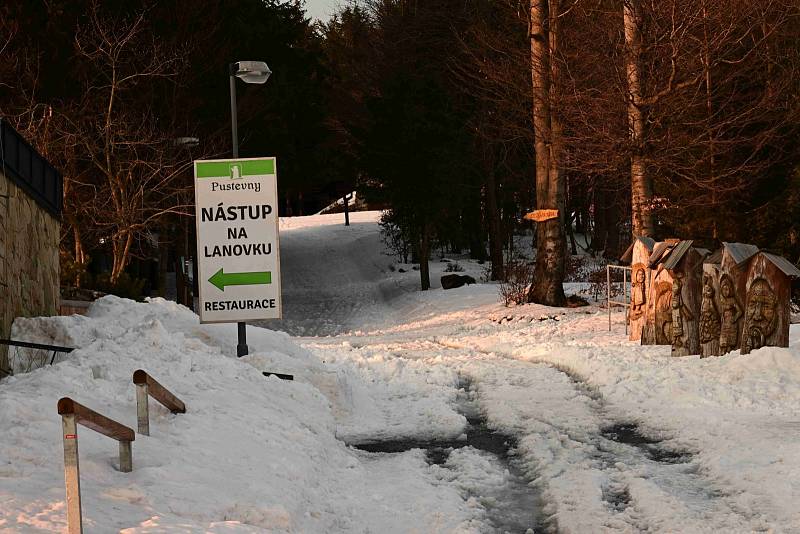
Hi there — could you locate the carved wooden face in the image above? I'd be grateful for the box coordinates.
[635,268,645,283]
[745,278,777,347]
[702,275,714,297]
[720,275,734,298]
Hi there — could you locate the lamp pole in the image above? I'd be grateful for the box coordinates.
[228,61,271,357]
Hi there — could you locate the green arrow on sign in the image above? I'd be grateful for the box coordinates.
[209,268,272,291]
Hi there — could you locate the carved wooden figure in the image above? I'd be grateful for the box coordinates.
[671,273,694,350]
[641,239,679,346]
[739,252,800,354]
[719,242,758,355]
[699,265,722,357]
[664,244,703,357]
[652,279,673,345]
[629,264,647,338]
[622,237,655,341]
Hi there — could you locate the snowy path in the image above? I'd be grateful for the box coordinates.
[310,320,774,532]
[257,213,413,336]
[257,212,796,531]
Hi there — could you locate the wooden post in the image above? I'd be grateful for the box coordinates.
[132,370,186,415]
[61,414,83,534]
[57,398,135,531]
[119,440,132,473]
[136,383,150,436]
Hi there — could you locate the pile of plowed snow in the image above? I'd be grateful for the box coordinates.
[0,297,477,532]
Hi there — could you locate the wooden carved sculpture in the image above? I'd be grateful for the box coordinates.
[630,266,647,321]
[718,274,742,354]
[654,282,673,345]
[699,274,721,344]
[742,278,778,354]
[671,274,694,349]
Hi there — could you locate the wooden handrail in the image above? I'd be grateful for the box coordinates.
[132,370,186,413]
[132,370,186,436]
[57,398,135,442]
[57,397,134,533]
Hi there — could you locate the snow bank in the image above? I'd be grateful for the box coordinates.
[0,297,480,532]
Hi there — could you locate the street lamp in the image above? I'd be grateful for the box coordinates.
[229,60,271,357]
[229,61,271,159]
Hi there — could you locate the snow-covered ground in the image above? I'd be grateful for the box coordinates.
[2,211,799,533]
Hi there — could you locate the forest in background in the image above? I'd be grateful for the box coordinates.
[2,0,799,301]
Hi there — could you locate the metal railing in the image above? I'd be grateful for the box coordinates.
[606,265,631,333]
[0,339,74,377]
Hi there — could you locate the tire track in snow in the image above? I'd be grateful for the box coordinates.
[428,336,770,533]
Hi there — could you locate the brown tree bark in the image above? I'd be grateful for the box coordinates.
[529,0,566,306]
[485,171,504,281]
[419,223,432,291]
[624,0,655,239]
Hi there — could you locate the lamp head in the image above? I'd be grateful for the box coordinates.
[231,61,271,84]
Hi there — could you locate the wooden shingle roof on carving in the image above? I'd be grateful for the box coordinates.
[647,239,680,267]
[620,236,656,263]
[705,248,723,265]
[660,240,695,271]
[722,242,759,266]
[753,252,800,278]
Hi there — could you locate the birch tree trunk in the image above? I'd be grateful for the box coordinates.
[624,0,655,238]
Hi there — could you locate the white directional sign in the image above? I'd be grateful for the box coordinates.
[194,157,281,323]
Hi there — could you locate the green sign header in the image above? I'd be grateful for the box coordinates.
[196,159,275,178]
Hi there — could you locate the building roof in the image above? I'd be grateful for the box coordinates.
[723,242,759,266]
[620,236,656,263]
[0,119,62,218]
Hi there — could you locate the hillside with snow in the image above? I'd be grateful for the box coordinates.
[2,211,800,533]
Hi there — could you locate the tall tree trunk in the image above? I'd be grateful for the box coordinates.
[702,0,717,239]
[71,222,86,287]
[419,223,431,290]
[530,0,551,210]
[529,0,566,306]
[485,171,504,281]
[111,231,133,283]
[624,0,655,238]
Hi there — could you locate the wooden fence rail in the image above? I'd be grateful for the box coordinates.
[133,370,186,436]
[57,397,135,534]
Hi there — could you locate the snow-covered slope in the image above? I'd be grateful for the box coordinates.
[3,211,800,533]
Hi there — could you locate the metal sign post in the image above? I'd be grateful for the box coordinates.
[343,193,352,226]
[193,158,282,334]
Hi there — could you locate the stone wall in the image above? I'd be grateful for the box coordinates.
[0,170,60,374]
